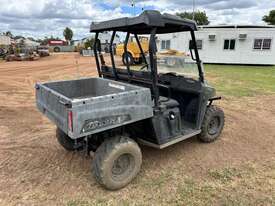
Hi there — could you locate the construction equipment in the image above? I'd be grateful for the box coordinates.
[116,36,149,65]
[36,10,224,190]
[37,46,50,57]
[6,50,40,61]
[0,48,7,59]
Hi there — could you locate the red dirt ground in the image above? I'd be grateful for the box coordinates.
[0,53,274,205]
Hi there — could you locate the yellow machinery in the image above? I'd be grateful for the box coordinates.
[116,36,149,65]
[158,49,185,56]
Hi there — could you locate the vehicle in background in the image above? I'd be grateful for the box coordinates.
[116,36,149,65]
[5,47,40,61]
[37,46,50,57]
[48,40,75,53]
[6,52,39,61]
[0,47,8,59]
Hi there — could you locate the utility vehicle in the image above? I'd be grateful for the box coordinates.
[36,10,224,190]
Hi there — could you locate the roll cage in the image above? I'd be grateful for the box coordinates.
[90,10,204,108]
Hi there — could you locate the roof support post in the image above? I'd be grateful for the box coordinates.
[124,32,132,77]
[149,27,159,108]
[93,32,102,77]
[190,30,204,83]
[97,40,106,67]
[134,34,148,67]
[109,31,118,80]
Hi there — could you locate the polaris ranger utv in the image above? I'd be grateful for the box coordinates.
[36,10,224,190]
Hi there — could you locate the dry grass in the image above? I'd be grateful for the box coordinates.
[65,161,275,206]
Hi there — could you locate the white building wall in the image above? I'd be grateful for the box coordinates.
[157,27,275,65]
[0,35,11,46]
[99,32,120,44]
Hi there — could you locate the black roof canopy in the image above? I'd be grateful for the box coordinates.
[90,10,197,34]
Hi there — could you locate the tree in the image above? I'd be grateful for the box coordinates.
[176,11,210,25]
[263,10,275,25]
[84,38,95,49]
[27,37,36,42]
[63,27,73,45]
[5,31,13,38]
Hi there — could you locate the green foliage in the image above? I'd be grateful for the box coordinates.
[262,10,275,25]
[84,38,95,49]
[63,27,74,44]
[13,35,25,40]
[176,10,210,25]
[4,31,13,38]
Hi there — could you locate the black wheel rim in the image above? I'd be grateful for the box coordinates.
[124,55,131,65]
[112,154,134,180]
[208,116,221,135]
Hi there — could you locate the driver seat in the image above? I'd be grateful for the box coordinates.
[159,96,179,109]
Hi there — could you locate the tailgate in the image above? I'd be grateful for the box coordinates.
[35,83,70,133]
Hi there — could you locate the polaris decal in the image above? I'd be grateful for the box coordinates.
[81,114,131,133]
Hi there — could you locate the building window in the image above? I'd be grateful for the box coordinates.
[161,40,165,49]
[196,40,203,50]
[189,40,203,50]
[161,40,171,50]
[166,40,171,49]
[263,39,272,49]
[254,38,272,50]
[224,39,236,50]
[254,39,262,49]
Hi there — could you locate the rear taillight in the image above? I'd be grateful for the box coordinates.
[68,111,73,132]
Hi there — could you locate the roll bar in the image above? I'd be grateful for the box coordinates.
[148,28,159,107]
[93,28,204,108]
[109,31,118,80]
[190,30,204,83]
[134,34,148,67]
[124,32,132,77]
[93,32,102,77]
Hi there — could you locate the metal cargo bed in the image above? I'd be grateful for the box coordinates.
[36,78,153,139]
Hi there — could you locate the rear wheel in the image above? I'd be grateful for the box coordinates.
[56,128,76,151]
[198,105,224,143]
[93,136,142,190]
[122,52,134,66]
[54,47,61,52]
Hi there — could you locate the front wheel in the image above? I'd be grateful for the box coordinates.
[93,136,142,190]
[198,105,224,143]
[122,53,134,66]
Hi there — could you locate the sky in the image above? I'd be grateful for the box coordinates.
[0,0,274,40]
